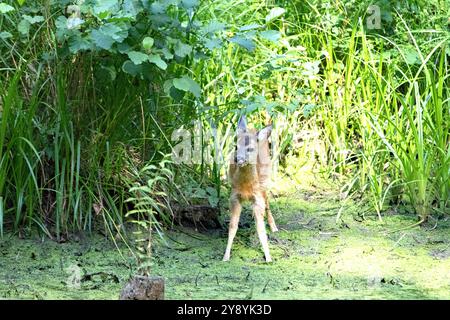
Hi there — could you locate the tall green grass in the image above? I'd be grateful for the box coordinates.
[193,0,449,221]
[0,1,177,238]
[280,3,450,220]
[0,0,448,239]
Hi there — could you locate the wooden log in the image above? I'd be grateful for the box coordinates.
[172,204,221,230]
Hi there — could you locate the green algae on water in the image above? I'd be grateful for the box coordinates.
[0,175,449,300]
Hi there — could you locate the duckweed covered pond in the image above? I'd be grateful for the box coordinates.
[1,182,449,300]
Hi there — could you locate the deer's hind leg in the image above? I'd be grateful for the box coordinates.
[253,193,272,262]
[223,193,242,262]
[262,190,278,232]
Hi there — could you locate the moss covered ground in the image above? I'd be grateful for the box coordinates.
[0,174,449,299]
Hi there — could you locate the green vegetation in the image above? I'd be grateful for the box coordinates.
[0,0,449,299]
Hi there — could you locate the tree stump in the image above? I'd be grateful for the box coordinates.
[119,275,165,300]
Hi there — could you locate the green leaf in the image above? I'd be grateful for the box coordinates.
[163,79,173,95]
[117,42,131,53]
[102,23,128,42]
[99,65,117,81]
[265,7,286,23]
[202,20,226,34]
[174,41,192,58]
[123,0,144,17]
[161,47,173,60]
[239,23,261,31]
[204,38,221,50]
[122,60,142,76]
[142,37,154,52]
[18,19,30,36]
[91,23,128,50]
[403,48,420,65]
[67,17,84,30]
[150,1,166,14]
[170,87,185,101]
[148,54,167,70]
[94,0,118,17]
[91,29,114,49]
[23,15,44,24]
[69,35,91,53]
[207,196,219,207]
[180,0,198,9]
[0,31,12,39]
[127,51,149,65]
[229,35,255,52]
[303,104,317,117]
[302,61,320,79]
[16,0,25,6]
[162,0,179,5]
[0,3,15,13]
[173,76,201,98]
[17,15,44,36]
[259,30,281,42]
[55,15,68,41]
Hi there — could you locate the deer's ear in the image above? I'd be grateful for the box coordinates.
[237,115,247,131]
[258,125,272,140]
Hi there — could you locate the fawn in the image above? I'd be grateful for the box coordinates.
[223,115,278,262]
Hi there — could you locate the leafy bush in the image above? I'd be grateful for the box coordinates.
[0,0,448,242]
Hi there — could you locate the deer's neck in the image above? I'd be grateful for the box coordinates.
[232,165,260,200]
[236,165,258,181]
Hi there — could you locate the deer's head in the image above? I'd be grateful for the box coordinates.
[235,115,272,167]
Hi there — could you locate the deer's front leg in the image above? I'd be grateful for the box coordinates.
[223,194,242,262]
[253,194,272,262]
[262,190,278,233]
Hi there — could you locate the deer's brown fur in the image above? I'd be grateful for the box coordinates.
[223,123,278,262]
